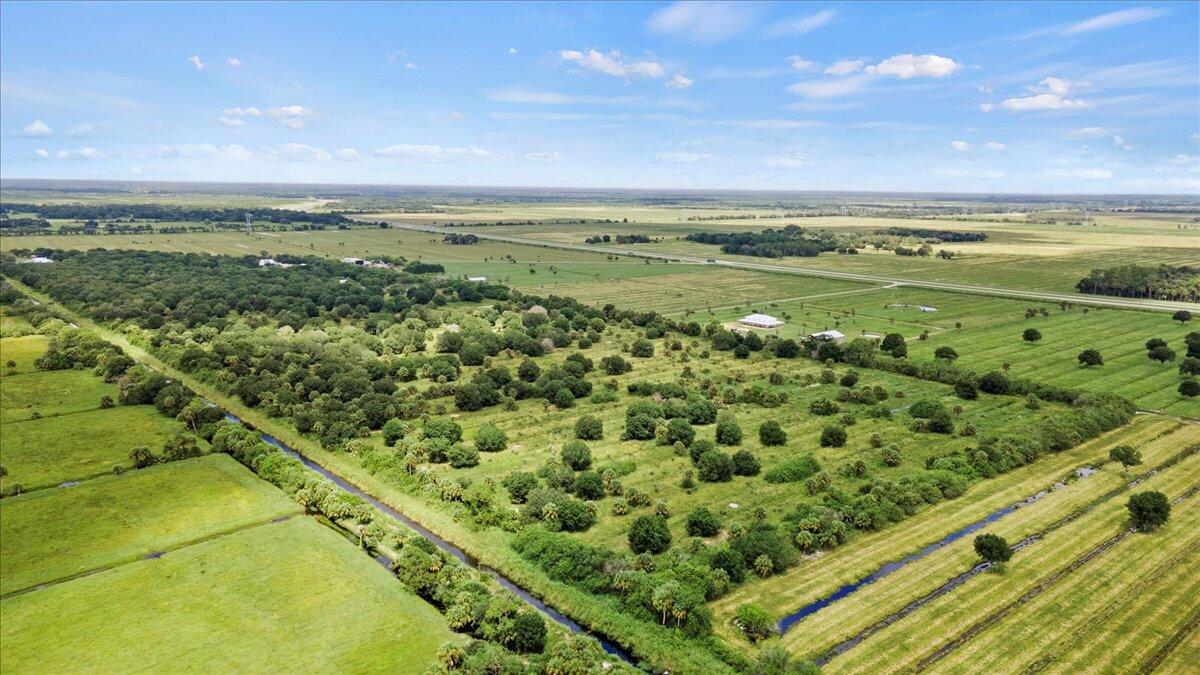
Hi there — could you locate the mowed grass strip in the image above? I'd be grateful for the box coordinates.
[0,335,49,375]
[832,450,1200,673]
[0,368,117,424]
[709,416,1175,645]
[934,496,1200,673]
[0,454,302,595]
[0,517,454,673]
[773,422,1199,658]
[0,404,182,490]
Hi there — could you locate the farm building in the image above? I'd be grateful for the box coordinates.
[467,276,488,282]
[738,313,784,329]
[810,329,846,343]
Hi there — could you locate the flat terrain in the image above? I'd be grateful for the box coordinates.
[0,404,183,489]
[0,516,453,673]
[0,368,118,424]
[0,454,301,595]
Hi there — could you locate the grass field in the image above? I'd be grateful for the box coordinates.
[697,285,1199,416]
[0,404,184,489]
[0,335,48,372]
[0,368,118,424]
[763,419,1198,660]
[709,416,1187,644]
[831,447,1200,673]
[0,516,454,673]
[0,454,302,595]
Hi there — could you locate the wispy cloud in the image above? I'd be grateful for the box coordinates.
[269,143,332,161]
[153,143,252,160]
[485,88,640,105]
[667,74,694,89]
[559,49,664,79]
[1065,126,1113,139]
[949,140,970,151]
[226,57,242,67]
[788,56,817,72]
[656,151,711,163]
[334,148,362,161]
[188,54,205,71]
[646,1,761,43]
[525,151,565,162]
[765,152,805,168]
[824,59,865,76]
[375,144,492,161]
[57,146,106,160]
[1062,7,1166,35]
[788,75,871,99]
[67,123,100,137]
[765,9,836,37]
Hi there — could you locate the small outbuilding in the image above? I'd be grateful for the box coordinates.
[467,276,488,282]
[809,329,846,344]
[738,313,784,329]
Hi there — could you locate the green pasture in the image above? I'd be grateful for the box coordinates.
[0,516,454,673]
[0,404,183,489]
[725,286,1199,416]
[0,369,117,424]
[0,454,301,595]
[0,335,49,375]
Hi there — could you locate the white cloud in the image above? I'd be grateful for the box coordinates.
[56,146,106,160]
[559,49,664,79]
[67,123,98,137]
[218,117,245,127]
[386,50,406,63]
[765,153,804,168]
[34,149,49,159]
[222,107,261,117]
[788,56,817,72]
[1065,126,1111,139]
[226,57,242,67]
[787,75,870,99]
[655,151,711,163]
[334,148,362,161]
[1113,135,1133,150]
[404,62,419,70]
[153,143,252,161]
[446,112,465,121]
[1039,76,1071,95]
[865,54,961,79]
[19,119,53,138]
[1043,167,1113,180]
[1061,7,1166,35]
[979,102,994,112]
[256,105,316,129]
[188,55,205,71]
[508,47,518,55]
[824,59,865,76]
[765,9,836,37]
[949,140,970,151]
[646,1,760,43]
[1002,93,1092,111]
[984,141,1006,151]
[374,144,492,162]
[524,151,564,162]
[1001,78,1091,111]
[667,74,694,89]
[271,143,331,161]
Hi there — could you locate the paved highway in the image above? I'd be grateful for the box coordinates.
[383,221,1199,314]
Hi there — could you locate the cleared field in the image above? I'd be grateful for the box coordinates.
[0,404,183,489]
[0,516,454,672]
[525,267,873,312]
[0,454,302,595]
[768,420,1198,658]
[832,448,1200,673]
[710,416,1182,645]
[0,335,48,373]
[732,285,1199,416]
[0,369,117,424]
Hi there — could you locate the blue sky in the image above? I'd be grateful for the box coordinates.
[2,1,1197,194]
